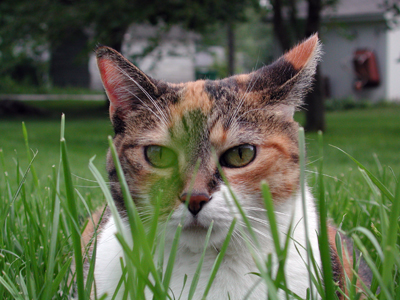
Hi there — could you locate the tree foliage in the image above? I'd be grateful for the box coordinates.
[0,0,259,85]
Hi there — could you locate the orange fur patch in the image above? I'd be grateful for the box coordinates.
[173,80,212,117]
[284,34,319,70]
[82,209,104,252]
[328,227,353,282]
[227,135,298,202]
[234,74,250,90]
[209,122,228,147]
[328,226,369,299]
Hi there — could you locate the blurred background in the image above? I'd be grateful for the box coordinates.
[1,0,400,179]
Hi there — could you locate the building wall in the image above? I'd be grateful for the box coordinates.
[126,40,196,84]
[320,21,388,101]
[90,25,197,90]
[386,25,400,101]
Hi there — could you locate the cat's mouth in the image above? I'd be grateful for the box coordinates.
[183,216,210,231]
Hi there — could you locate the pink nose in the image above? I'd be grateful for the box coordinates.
[180,193,211,215]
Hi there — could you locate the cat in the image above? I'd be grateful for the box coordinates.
[81,34,369,299]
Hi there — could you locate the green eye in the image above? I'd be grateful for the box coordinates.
[145,145,178,168]
[220,144,256,168]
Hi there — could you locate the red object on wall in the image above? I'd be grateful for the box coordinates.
[353,49,380,90]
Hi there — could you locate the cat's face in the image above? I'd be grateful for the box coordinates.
[97,35,320,249]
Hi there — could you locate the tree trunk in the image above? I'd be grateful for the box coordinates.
[272,0,325,132]
[303,0,325,132]
[304,66,325,131]
[227,23,235,76]
[108,25,128,53]
[271,0,292,51]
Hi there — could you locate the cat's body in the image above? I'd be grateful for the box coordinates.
[82,35,369,299]
[91,190,319,299]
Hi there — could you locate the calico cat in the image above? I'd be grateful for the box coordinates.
[82,34,368,299]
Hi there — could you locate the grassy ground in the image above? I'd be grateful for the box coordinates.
[302,106,400,177]
[1,101,112,184]
[0,101,399,299]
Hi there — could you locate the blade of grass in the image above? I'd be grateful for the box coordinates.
[216,154,279,297]
[107,136,165,297]
[60,137,84,300]
[0,274,24,300]
[316,131,335,298]
[2,151,38,225]
[347,227,384,261]
[49,257,72,297]
[188,221,214,300]
[215,162,260,249]
[261,182,281,256]
[298,127,315,299]
[156,213,173,281]
[42,171,62,300]
[22,122,39,189]
[351,235,393,300]
[331,145,394,202]
[16,270,29,300]
[162,223,183,298]
[380,178,400,298]
[261,181,291,290]
[201,219,236,300]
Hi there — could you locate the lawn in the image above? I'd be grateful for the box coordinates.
[302,106,400,177]
[1,101,112,184]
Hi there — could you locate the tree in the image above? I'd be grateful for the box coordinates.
[0,0,89,88]
[269,0,337,131]
[0,0,259,88]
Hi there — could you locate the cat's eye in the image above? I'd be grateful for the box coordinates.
[220,144,256,168]
[145,145,178,168]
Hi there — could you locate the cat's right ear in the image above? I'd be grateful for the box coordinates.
[96,46,159,122]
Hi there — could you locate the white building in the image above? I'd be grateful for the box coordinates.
[320,0,400,101]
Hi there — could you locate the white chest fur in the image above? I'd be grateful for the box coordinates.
[93,190,321,300]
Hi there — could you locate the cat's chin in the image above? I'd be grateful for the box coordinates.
[179,227,227,252]
[177,217,230,251]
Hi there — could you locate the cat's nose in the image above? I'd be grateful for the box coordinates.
[180,193,211,216]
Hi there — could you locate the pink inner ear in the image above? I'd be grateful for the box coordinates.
[98,58,127,113]
[284,34,319,70]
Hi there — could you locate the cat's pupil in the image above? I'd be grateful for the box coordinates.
[238,147,243,159]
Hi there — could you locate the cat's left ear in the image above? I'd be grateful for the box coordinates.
[236,34,322,119]
[95,46,160,121]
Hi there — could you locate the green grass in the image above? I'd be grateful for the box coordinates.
[296,106,400,176]
[0,101,112,185]
[0,103,399,299]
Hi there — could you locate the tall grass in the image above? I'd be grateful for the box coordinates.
[0,116,399,299]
